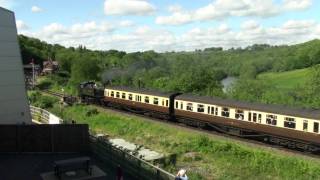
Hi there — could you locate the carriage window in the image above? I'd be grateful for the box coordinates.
[258,114,262,123]
[111,91,114,97]
[180,102,183,110]
[166,100,169,107]
[207,106,210,114]
[153,98,159,105]
[248,113,252,121]
[187,103,193,111]
[136,95,141,102]
[197,104,204,112]
[235,110,244,120]
[116,92,120,98]
[314,122,319,133]
[162,100,164,106]
[122,93,126,99]
[221,107,229,117]
[129,94,133,100]
[176,101,178,108]
[215,107,218,116]
[211,107,215,115]
[253,113,257,122]
[145,96,149,103]
[303,120,308,131]
[284,117,296,129]
[266,115,277,126]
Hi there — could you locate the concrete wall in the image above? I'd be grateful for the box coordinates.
[0,7,31,124]
[0,124,89,152]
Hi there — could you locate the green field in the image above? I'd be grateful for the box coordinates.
[257,68,312,91]
[45,103,320,180]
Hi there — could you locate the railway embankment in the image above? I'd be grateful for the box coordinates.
[44,102,320,180]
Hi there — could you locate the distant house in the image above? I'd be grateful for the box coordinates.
[42,60,59,74]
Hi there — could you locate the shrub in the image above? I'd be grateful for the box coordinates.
[37,79,53,90]
[85,108,99,117]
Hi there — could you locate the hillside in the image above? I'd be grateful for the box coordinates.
[19,35,320,108]
[257,67,312,91]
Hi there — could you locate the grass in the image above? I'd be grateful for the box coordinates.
[257,68,312,91]
[47,104,320,180]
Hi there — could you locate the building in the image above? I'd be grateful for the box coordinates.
[0,7,31,124]
[42,59,59,74]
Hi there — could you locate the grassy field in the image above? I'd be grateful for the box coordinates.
[257,68,312,91]
[46,103,320,180]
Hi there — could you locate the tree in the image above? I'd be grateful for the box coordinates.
[70,56,101,85]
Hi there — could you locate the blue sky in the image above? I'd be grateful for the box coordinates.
[1,0,320,52]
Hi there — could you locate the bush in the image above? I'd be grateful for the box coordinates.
[35,96,57,109]
[37,79,53,90]
[85,108,99,117]
[28,91,58,109]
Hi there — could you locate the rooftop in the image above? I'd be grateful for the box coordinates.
[176,94,320,119]
[105,86,173,98]
[0,153,136,180]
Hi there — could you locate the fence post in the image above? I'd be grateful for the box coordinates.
[156,169,160,180]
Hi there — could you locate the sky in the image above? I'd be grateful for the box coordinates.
[1,0,320,52]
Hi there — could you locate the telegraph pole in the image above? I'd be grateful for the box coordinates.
[32,58,35,89]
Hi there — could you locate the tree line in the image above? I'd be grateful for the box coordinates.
[19,35,320,108]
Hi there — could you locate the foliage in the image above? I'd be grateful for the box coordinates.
[19,35,320,108]
[28,91,58,109]
[36,78,54,90]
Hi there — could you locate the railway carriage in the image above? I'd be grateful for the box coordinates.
[103,86,180,119]
[174,94,320,151]
[78,82,320,152]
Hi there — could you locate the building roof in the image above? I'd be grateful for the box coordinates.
[105,86,173,98]
[0,6,13,13]
[176,94,320,119]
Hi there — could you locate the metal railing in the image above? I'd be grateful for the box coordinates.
[30,105,63,124]
[90,135,175,180]
[30,105,50,124]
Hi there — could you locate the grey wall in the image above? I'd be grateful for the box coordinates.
[0,7,31,124]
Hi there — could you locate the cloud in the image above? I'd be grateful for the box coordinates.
[156,0,313,25]
[156,11,192,26]
[20,19,320,52]
[241,20,260,30]
[282,19,316,29]
[104,0,155,16]
[119,20,135,27]
[31,6,43,13]
[16,20,29,30]
[167,4,183,13]
[21,21,116,48]
[16,20,30,34]
[0,0,16,9]
[283,0,312,11]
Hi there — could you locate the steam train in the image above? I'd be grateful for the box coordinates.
[79,81,320,152]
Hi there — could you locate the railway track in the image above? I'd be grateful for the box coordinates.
[41,90,65,98]
[40,90,320,159]
[95,104,320,160]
